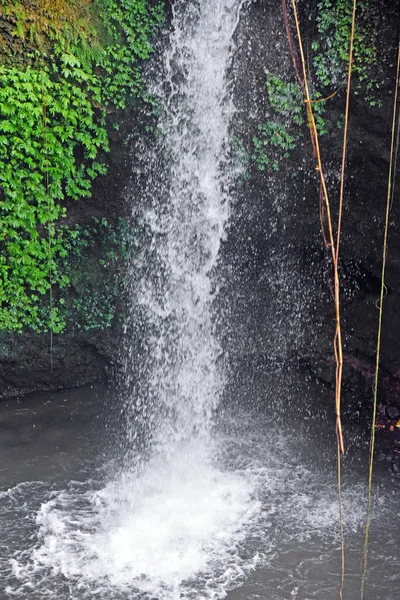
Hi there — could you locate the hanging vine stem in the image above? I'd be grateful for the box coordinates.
[281,0,328,245]
[360,40,400,600]
[337,0,357,264]
[41,92,53,371]
[284,0,346,454]
[335,9,357,595]
[282,1,358,596]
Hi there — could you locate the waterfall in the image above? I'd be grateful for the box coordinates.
[127,0,247,453]
[5,3,399,599]
[10,3,263,598]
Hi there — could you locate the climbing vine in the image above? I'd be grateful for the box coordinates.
[253,121,296,172]
[58,217,136,331]
[0,0,164,332]
[312,0,381,104]
[247,0,384,174]
[0,67,107,331]
[252,74,303,172]
[251,72,330,173]
[94,0,164,108]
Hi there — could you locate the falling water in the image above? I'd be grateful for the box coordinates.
[4,2,398,599]
[128,0,247,453]
[5,2,263,598]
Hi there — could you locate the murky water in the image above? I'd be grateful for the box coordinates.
[2,0,400,598]
[1,381,399,599]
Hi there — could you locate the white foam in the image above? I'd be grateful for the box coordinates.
[7,422,390,599]
[16,442,260,599]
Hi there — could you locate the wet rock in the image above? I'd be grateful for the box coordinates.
[0,329,123,400]
[386,405,400,420]
[391,454,400,477]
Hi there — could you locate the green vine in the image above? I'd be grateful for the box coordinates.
[252,74,304,172]
[265,74,304,126]
[93,0,164,108]
[0,67,107,331]
[58,217,136,331]
[312,0,381,105]
[253,121,296,172]
[0,0,164,332]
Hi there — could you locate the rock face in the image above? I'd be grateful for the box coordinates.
[219,0,400,419]
[0,330,118,398]
[1,0,400,417]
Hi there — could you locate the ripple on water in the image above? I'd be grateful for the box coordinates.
[4,424,382,600]
[6,441,262,600]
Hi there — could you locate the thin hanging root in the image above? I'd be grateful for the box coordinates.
[286,1,357,597]
[360,41,400,600]
[288,0,345,453]
[281,0,305,95]
[337,442,345,599]
[42,94,53,371]
[337,0,357,266]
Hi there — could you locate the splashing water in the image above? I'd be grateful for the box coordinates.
[128,0,248,452]
[3,408,382,600]
[4,2,395,599]
[6,2,264,598]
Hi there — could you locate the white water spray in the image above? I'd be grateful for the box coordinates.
[131,0,247,451]
[2,5,397,598]
[7,3,264,598]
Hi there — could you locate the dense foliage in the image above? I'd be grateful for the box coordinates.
[0,0,163,332]
[252,74,303,172]
[59,217,135,331]
[250,0,384,173]
[312,0,381,104]
[0,67,107,331]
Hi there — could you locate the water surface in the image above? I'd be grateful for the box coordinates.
[1,382,399,600]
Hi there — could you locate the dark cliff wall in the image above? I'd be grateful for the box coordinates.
[220,0,400,425]
[1,0,400,414]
